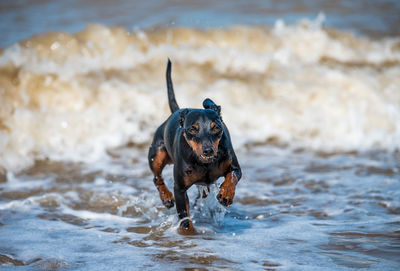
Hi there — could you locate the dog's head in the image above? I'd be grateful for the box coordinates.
[181,99,223,163]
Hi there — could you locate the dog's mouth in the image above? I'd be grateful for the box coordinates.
[199,154,216,163]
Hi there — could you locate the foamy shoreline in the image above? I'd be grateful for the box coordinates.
[1,18,400,172]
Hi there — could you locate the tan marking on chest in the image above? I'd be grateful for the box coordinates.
[210,157,232,178]
[183,170,204,188]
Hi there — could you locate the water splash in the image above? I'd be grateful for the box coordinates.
[193,184,227,227]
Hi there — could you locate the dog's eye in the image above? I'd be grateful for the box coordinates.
[188,125,198,135]
[211,124,221,134]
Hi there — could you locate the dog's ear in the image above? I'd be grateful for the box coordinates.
[203,98,221,116]
[179,109,189,127]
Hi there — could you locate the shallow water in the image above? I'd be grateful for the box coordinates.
[1,146,399,270]
[1,1,400,270]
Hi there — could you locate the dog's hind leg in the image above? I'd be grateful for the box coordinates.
[148,140,174,208]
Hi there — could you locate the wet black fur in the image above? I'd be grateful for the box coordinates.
[148,59,241,225]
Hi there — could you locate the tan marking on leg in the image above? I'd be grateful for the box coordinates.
[152,149,172,181]
[151,148,174,208]
[217,171,238,207]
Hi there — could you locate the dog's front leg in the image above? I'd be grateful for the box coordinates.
[174,185,195,235]
[173,167,195,235]
[217,157,242,207]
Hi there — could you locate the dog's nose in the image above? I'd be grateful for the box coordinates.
[202,146,214,156]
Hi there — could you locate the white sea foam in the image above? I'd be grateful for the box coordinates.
[0,18,399,172]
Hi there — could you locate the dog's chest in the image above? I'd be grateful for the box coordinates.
[182,159,231,188]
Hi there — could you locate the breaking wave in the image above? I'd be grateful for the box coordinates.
[1,16,400,172]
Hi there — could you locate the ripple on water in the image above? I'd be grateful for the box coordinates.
[320,230,400,268]
[0,254,25,266]
[1,146,400,270]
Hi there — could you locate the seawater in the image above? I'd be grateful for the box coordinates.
[1,20,399,171]
[0,3,400,270]
[1,147,399,270]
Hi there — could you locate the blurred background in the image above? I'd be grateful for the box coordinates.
[1,0,399,171]
[1,0,400,48]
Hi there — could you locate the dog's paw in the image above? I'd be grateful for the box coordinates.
[178,219,196,235]
[162,198,175,209]
[217,181,235,207]
[159,187,175,208]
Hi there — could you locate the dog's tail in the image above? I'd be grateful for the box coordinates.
[166,59,180,113]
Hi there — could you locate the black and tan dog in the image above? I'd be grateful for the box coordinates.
[148,60,241,234]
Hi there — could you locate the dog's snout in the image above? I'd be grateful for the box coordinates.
[202,146,214,156]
